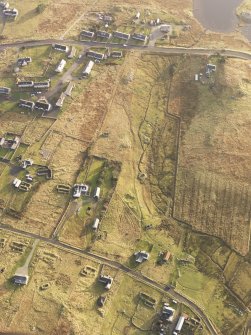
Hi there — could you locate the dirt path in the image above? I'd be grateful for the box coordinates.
[14,239,39,278]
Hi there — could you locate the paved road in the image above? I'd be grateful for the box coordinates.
[0,223,219,335]
[0,38,251,60]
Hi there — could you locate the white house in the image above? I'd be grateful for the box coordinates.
[82,60,94,78]
[55,59,66,73]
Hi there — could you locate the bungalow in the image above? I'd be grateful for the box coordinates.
[97,30,111,39]
[113,31,130,40]
[134,250,150,263]
[0,2,9,9]
[17,81,34,88]
[19,99,35,110]
[110,51,123,58]
[80,30,95,39]
[35,99,52,112]
[0,86,11,95]
[13,274,29,285]
[33,81,50,89]
[82,60,94,78]
[13,178,22,188]
[93,186,100,200]
[86,51,105,60]
[99,275,113,290]
[55,59,66,73]
[55,93,66,108]
[68,46,76,59]
[3,8,18,18]
[53,43,69,53]
[64,81,75,96]
[92,218,100,231]
[17,57,32,66]
[132,33,147,42]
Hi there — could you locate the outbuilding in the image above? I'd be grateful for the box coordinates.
[64,81,75,96]
[93,186,101,200]
[55,93,66,108]
[82,60,94,78]
[174,315,185,334]
[13,178,22,188]
[55,59,66,73]
[68,46,76,59]
[92,218,100,231]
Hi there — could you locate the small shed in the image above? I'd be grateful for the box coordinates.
[82,60,94,78]
[55,59,66,73]
[13,178,21,188]
[92,218,100,231]
[93,187,101,200]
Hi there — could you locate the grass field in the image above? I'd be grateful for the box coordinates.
[0,8,250,331]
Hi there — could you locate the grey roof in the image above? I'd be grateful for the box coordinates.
[113,31,130,40]
[53,43,68,52]
[68,46,76,59]
[17,81,34,87]
[19,99,35,109]
[55,93,66,108]
[64,81,75,96]
[132,33,147,41]
[35,101,51,111]
[33,81,50,88]
[134,250,149,263]
[80,30,95,38]
[87,51,104,60]
[97,30,111,39]
[111,51,123,58]
[0,86,11,94]
[13,275,29,285]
